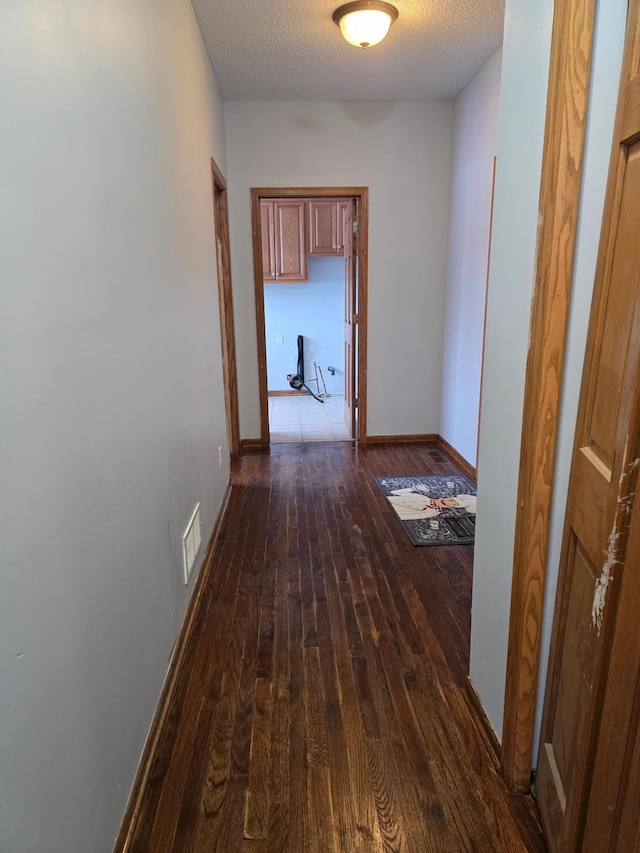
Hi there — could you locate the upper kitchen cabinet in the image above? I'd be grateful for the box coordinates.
[307,198,353,256]
[261,199,307,282]
[260,201,276,280]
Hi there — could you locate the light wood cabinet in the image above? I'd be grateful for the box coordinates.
[260,199,307,282]
[260,202,276,280]
[307,198,353,256]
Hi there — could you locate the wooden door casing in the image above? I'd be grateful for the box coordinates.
[343,202,356,436]
[537,1,640,849]
[250,187,368,447]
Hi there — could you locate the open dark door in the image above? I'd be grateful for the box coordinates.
[343,202,356,436]
[537,1,640,848]
[211,159,240,457]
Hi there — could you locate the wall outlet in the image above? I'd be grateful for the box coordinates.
[182,503,201,585]
[218,445,223,468]
[275,333,283,344]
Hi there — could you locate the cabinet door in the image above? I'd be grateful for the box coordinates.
[307,199,353,255]
[273,200,307,281]
[336,200,352,254]
[308,199,338,255]
[260,201,276,281]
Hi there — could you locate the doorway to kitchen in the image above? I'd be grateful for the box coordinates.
[250,187,369,445]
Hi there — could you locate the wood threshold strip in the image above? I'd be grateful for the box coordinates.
[240,438,269,451]
[501,0,597,793]
[114,482,232,853]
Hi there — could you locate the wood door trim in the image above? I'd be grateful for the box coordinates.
[251,187,369,447]
[357,192,369,444]
[211,158,240,457]
[250,190,271,445]
[253,186,369,199]
[501,0,598,792]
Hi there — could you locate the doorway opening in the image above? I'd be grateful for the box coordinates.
[250,187,369,446]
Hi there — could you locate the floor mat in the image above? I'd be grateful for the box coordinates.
[375,474,476,546]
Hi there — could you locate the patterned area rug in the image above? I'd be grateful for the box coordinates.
[375,474,477,546]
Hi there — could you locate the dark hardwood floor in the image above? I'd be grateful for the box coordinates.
[127,441,546,852]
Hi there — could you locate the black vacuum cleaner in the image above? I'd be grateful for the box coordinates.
[289,335,324,402]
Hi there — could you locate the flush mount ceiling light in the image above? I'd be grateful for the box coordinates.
[332,1,399,49]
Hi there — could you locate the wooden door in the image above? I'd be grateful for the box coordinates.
[273,200,307,281]
[537,2,640,849]
[343,203,356,436]
[260,202,276,281]
[211,159,240,457]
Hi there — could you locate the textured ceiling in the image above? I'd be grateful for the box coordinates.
[192,0,505,101]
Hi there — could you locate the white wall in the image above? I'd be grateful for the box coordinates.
[265,256,345,394]
[0,2,229,850]
[440,49,502,468]
[223,100,453,439]
[470,0,627,746]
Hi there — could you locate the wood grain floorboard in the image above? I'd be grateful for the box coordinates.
[125,441,546,852]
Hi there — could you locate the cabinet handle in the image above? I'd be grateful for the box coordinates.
[335,244,343,251]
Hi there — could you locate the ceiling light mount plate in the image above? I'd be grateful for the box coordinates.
[332,1,399,49]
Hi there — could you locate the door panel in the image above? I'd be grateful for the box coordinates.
[260,202,276,281]
[614,696,640,851]
[569,448,611,568]
[589,145,640,470]
[537,3,640,849]
[274,200,306,281]
[308,199,338,255]
[337,200,352,254]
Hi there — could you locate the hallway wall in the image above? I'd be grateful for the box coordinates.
[223,100,453,440]
[440,48,502,469]
[0,1,229,850]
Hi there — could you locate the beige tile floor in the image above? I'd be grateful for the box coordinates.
[269,394,353,443]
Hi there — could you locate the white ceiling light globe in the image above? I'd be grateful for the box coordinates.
[339,9,393,48]
[333,3,399,49]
